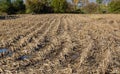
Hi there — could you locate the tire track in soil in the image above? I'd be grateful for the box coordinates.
[76,27,113,73]
[108,36,120,73]
[97,49,111,74]
[95,36,116,73]
[68,16,113,73]
[65,16,94,73]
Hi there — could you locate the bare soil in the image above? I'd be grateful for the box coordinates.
[0,14,120,74]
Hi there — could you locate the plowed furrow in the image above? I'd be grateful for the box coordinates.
[30,16,75,72]
[0,17,57,71]
[0,15,39,32]
[0,16,49,46]
[97,49,111,74]
[65,17,95,73]
[13,18,56,58]
[14,17,60,70]
[4,18,44,34]
[0,17,54,58]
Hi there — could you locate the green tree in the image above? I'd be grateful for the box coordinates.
[108,0,120,13]
[12,0,25,14]
[26,0,52,13]
[96,0,103,4]
[51,0,59,12]
[26,0,43,13]
[41,0,53,13]
[96,0,103,13]
[0,0,14,14]
[72,0,79,10]
[59,0,68,12]
[51,0,68,13]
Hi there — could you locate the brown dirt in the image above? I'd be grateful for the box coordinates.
[0,14,120,74]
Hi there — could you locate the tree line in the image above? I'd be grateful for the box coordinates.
[0,0,120,15]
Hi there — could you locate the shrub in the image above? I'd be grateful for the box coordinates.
[83,2,99,14]
[70,9,84,14]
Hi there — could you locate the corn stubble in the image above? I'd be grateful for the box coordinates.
[0,14,120,74]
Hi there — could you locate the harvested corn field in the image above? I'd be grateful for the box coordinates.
[0,14,120,74]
